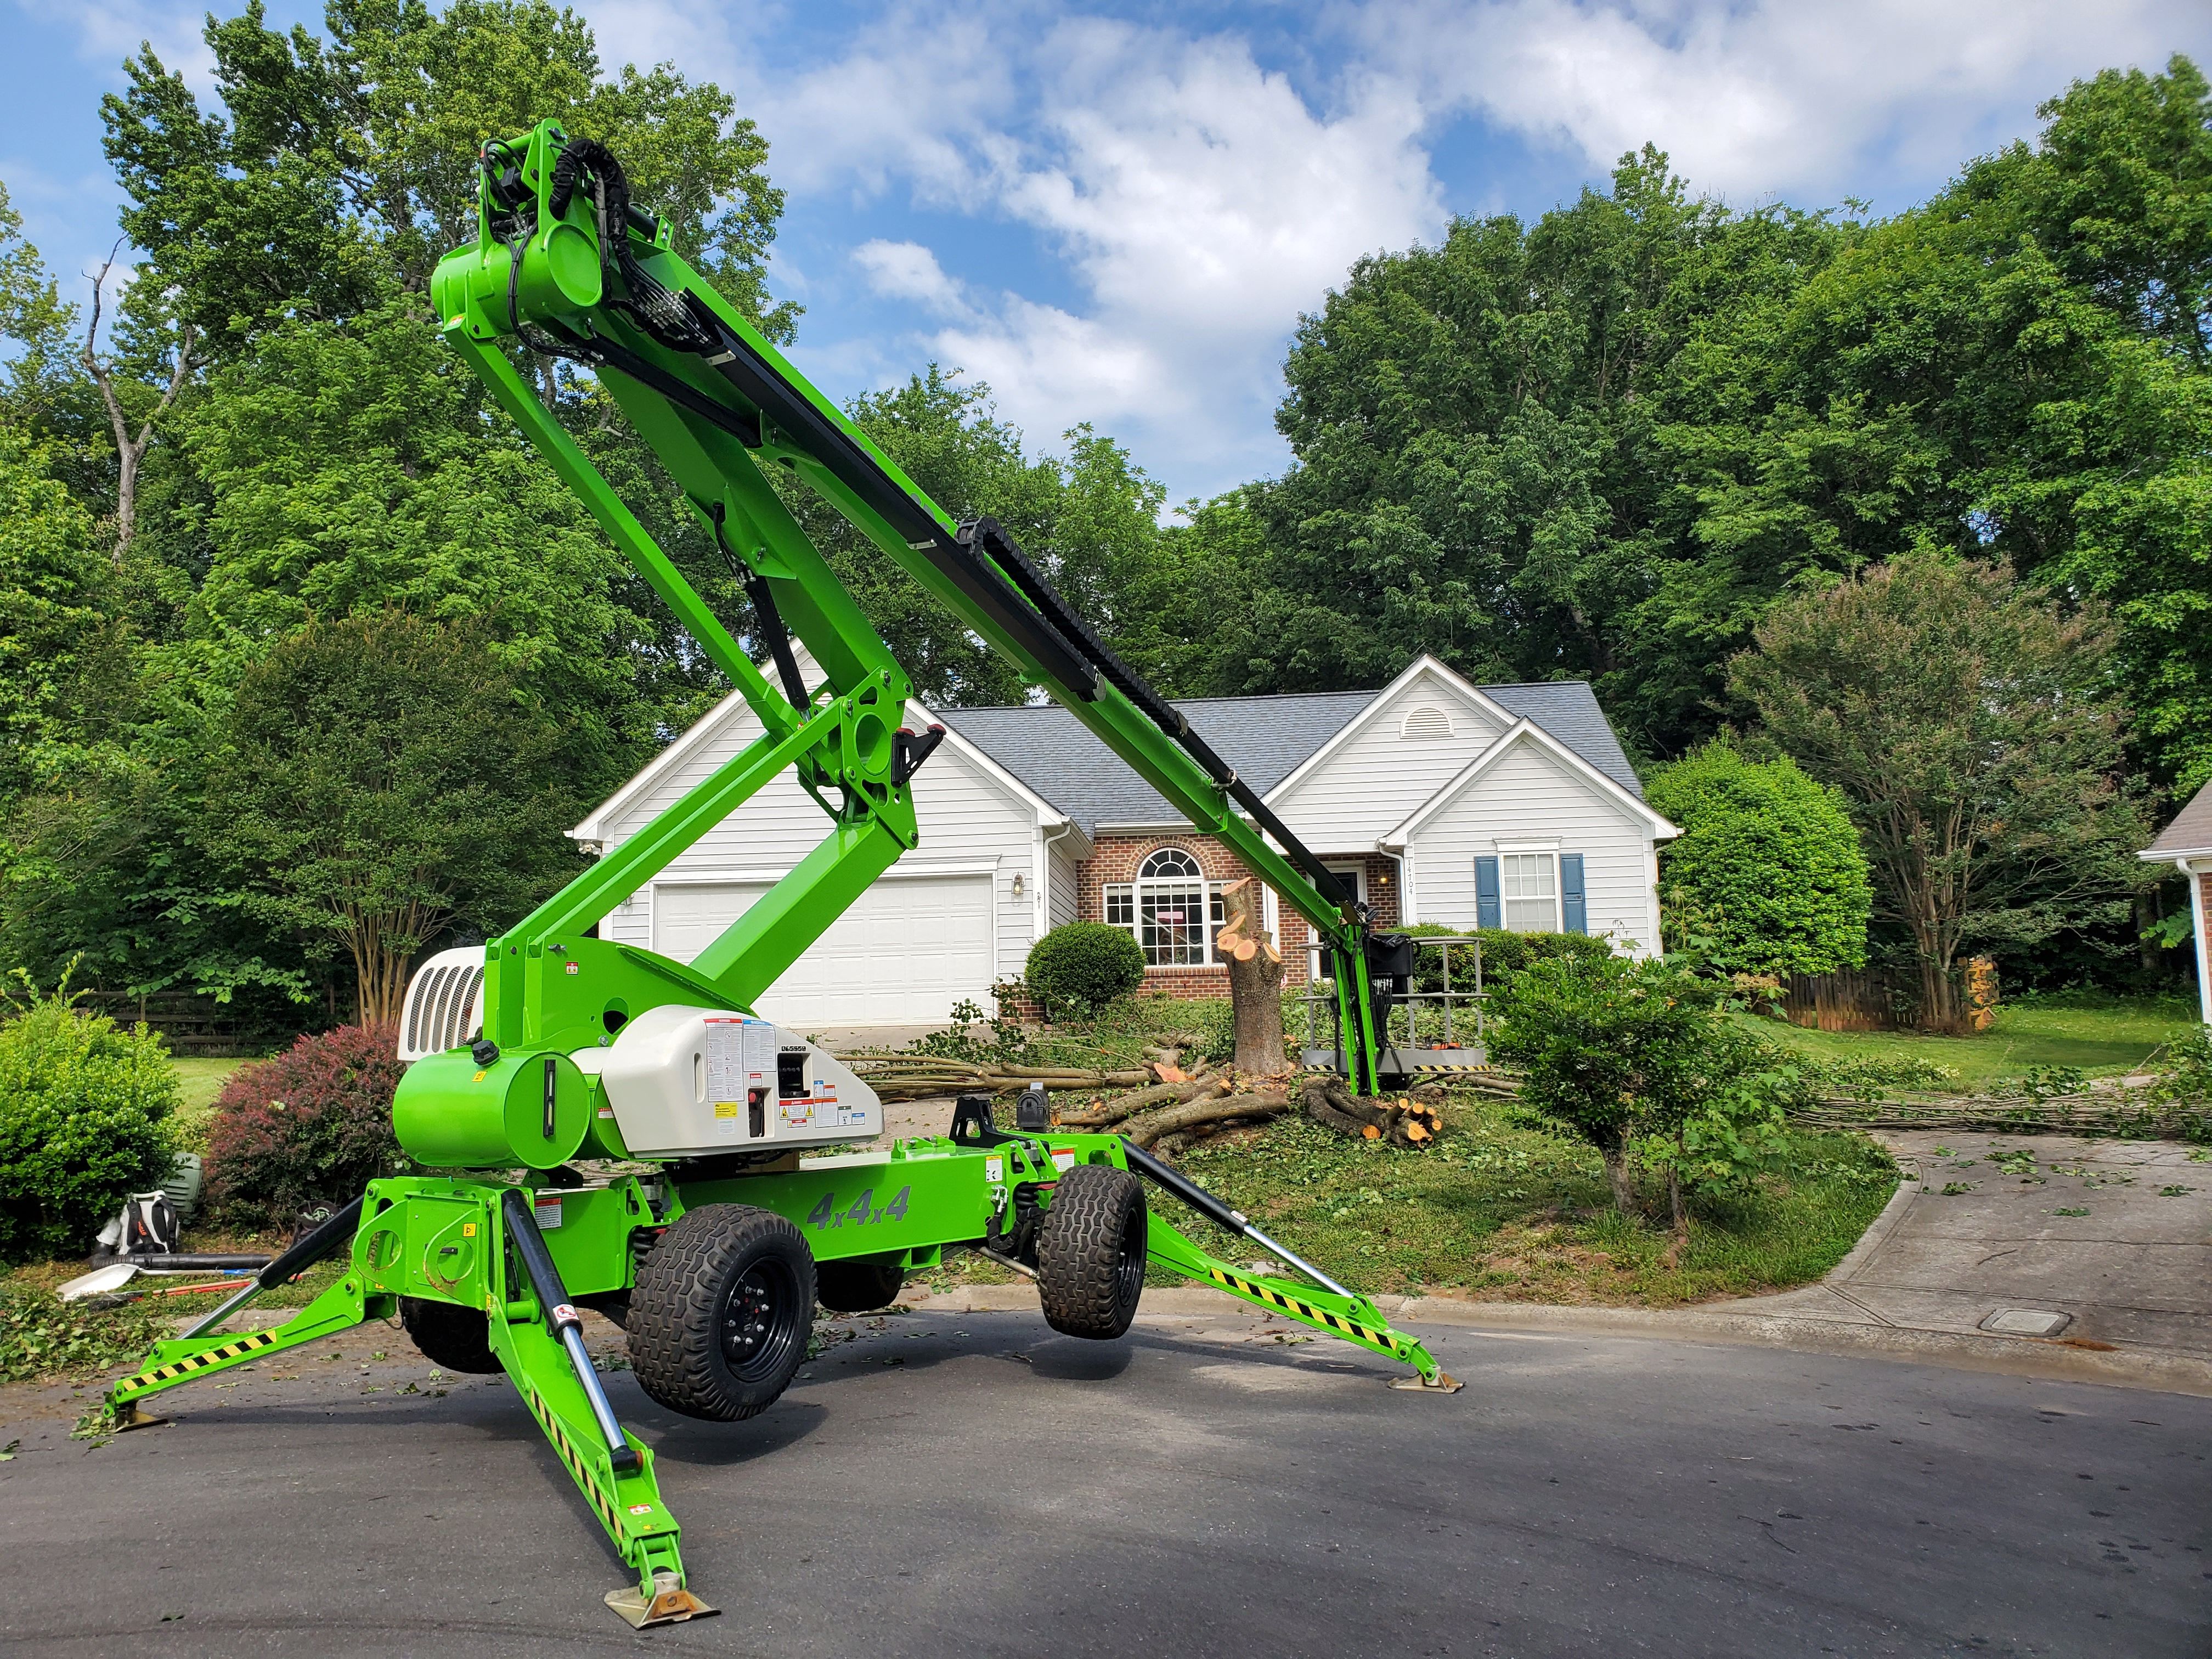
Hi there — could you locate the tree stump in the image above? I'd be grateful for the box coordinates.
[1214,877,1285,1075]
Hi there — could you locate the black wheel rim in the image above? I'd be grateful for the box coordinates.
[1114,1197,1146,1311]
[719,1257,801,1383]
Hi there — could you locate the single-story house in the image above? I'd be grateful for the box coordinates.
[571,654,1678,1030]
[2140,780,2212,1025]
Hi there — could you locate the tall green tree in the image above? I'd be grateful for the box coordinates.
[787,368,1173,706]
[1730,555,2152,1027]
[101,0,795,349]
[208,610,577,1023]
[1220,148,1848,741]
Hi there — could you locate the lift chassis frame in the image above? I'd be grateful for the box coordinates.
[108,1138,1451,1621]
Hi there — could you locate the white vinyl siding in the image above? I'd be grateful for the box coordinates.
[593,691,1047,1000]
[1048,838,1081,928]
[1406,735,1660,956]
[1267,668,1501,849]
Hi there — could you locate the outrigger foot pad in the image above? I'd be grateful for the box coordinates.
[1392,1369,1465,1393]
[605,1572,716,1628]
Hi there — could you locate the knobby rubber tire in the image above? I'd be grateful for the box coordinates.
[1036,1164,1146,1339]
[816,1255,906,1313]
[628,1203,816,1421]
[399,1296,503,1374]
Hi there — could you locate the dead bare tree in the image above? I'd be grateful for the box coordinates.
[81,242,197,564]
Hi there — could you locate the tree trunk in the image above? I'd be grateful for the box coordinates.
[1599,1143,1636,1215]
[1917,955,1961,1034]
[1660,1170,1688,1269]
[1215,877,1286,1075]
[81,245,195,564]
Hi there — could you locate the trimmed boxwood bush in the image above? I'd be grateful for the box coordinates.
[1645,742,1871,978]
[1025,922,1147,1019]
[202,1025,410,1229]
[0,989,178,1265]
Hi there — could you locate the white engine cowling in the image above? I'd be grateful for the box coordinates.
[397,946,488,1062]
[591,1005,882,1158]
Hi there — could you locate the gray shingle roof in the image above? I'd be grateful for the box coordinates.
[936,679,1641,838]
[2145,780,2212,857]
[1479,682,1644,798]
[939,691,1372,838]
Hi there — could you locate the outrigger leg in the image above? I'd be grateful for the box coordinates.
[1120,1140,1464,1392]
[104,1177,711,1628]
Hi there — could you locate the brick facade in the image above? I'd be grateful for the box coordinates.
[1073,830,1403,1001]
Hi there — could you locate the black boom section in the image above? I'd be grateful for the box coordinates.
[962,516,1358,914]
[678,308,1101,699]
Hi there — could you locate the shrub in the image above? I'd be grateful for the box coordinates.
[2154,1025,2212,1109]
[1645,742,1871,979]
[0,986,178,1265]
[1024,922,1146,1020]
[201,1025,409,1228]
[1489,953,1784,1218]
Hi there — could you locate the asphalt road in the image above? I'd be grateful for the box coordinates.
[2,1307,2205,1657]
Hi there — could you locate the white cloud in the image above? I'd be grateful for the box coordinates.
[15,0,217,87]
[777,12,1445,492]
[1376,0,2202,203]
[851,239,972,318]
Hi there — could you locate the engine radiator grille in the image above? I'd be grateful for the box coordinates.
[398,949,487,1062]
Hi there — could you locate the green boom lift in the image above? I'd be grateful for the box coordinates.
[105,120,1458,1628]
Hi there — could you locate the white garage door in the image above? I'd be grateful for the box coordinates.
[651,872,996,1028]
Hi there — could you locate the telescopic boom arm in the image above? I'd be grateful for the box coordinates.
[428,120,1395,1089]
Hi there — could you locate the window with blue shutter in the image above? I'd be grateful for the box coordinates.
[1474,856,1500,929]
[1560,853,1587,934]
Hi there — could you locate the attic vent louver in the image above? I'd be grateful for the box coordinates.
[1400,706,1453,741]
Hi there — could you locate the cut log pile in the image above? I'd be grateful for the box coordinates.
[1051,1058,1293,1151]
[851,1043,1479,1157]
[1298,1075,1446,1148]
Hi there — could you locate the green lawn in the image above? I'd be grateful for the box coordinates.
[1142,1099,1900,1306]
[168,1056,255,1153]
[1746,991,2203,1090]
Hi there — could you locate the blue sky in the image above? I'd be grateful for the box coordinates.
[5,0,2210,507]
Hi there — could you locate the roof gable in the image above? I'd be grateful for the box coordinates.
[579,648,1650,853]
[1261,656,1510,809]
[938,691,1372,838]
[1386,721,1679,845]
[572,647,1071,845]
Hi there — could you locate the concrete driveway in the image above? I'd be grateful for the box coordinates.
[3,1302,2207,1657]
[1740,1132,2212,1358]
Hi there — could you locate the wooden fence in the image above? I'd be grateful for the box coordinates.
[78,990,314,1057]
[1780,968,1903,1031]
[1780,958,1995,1034]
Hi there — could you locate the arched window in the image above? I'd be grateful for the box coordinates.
[1103,847,1226,966]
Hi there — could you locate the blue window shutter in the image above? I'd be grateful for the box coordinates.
[1560,853,1587,934]
[1475,856,1500,929]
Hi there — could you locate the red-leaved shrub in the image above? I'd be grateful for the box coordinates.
[202,1025,409,1229]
